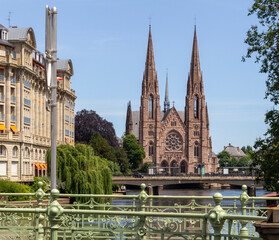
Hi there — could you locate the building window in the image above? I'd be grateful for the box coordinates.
[12,146,18,157]
[148,95,153,119]
[11,161,18,176]
[0,161,7,175]
[25,147,30,158]
[0,145,6,156]
[165,131,182,151]
[194,142,199,157]
[194,95,199,119]
[149,142,154,157]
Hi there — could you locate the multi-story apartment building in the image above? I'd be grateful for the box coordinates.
[0,24,76,182]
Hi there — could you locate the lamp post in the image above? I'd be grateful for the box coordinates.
[45,6,57,190]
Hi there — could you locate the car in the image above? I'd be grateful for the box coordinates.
[132,172,144,178]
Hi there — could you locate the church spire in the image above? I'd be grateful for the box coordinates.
[125,101,133,135]
[164,70,170,112]
[142,25,158,96]
[187,26,203,95]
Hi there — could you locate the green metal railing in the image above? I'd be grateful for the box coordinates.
[0,182,275,239]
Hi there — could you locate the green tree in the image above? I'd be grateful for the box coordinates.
[228,157,238,167]
[90,132,117,162]
[237,157,249,167]
[0,179,31,201]
[46,144,112,196]
[113,147,130,174]
[123,134,145,170]
[243,0,279,191]
[217,150,231,167]
[241,145,253,154]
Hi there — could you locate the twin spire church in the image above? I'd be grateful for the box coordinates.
[125,26,218,175]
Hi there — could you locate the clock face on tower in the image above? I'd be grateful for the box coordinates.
[165,131,182,151]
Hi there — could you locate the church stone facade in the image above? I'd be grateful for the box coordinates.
[126,26,218,175]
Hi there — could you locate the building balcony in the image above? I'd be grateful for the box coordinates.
[10,77,16,84]
[24,117,31,124]
[11,96,16,103]
[0,114,5,121]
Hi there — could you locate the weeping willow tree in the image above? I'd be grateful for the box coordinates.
[46,144,112,196]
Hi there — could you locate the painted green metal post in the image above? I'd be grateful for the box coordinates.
[208,193,227,240]
[48,189,63,240]
[240,185,249,240]
[137,183,149,239]
[35,181,45,240]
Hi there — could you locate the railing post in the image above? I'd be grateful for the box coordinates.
[208,193,227,240]
[137,183,149,239]
[239,185,249,240]
[48,189,63,240]
[35,181,45,240]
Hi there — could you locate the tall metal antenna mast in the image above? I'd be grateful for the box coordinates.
[8,11,12,28]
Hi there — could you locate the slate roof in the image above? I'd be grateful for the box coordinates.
[224,143,246,158]
[7,27,30,41]
[0,24,7,30]
[57,59,69,71]
[0,39,14,48]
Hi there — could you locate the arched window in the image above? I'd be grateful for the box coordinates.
[194,95,199,119]
[12,146,18,157]
[149,142,154,157]
[148,95,153,119]
[0,145,6,156]
[25,147,30,158]
[194,142,199,157]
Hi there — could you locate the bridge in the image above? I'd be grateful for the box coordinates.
[112,175,259,195]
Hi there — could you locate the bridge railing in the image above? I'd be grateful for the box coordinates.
[0,182,275,239]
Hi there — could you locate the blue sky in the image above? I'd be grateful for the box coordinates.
[1,0,272,153]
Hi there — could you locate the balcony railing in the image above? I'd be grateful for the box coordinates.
[10,76,16,84]
[0,183,273,240]
[11,95,16,103]
[24,117,30,124]
[24,98,31,106]
[11,115,16,121]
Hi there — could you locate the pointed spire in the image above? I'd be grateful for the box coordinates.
[125,101,133,135]
[164,70,170,113]
[187,25,203,95]
[142,25,158,95]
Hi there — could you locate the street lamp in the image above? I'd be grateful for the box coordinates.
[45,5,57,190]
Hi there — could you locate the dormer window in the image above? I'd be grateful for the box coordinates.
[0,30,8,40]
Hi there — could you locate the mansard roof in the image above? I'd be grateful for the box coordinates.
[57,59,74,75]
[8,27,36,48]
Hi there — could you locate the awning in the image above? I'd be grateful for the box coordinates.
[0,124,7,130]
[70,139,73,144]
[39,164,44,169]
[10,125,19,133]
[35,163,41,168]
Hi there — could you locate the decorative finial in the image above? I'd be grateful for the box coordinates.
[149,17,152,28]
[172,101,175,107]
[194,16,196,26]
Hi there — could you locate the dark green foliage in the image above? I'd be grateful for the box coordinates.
[46,144,112,196]
[241,145,253,154]
[217,150,231,167]
[244,0,279,191]
[139,162,151,173]
[0,179,31,201]
[75,109,119,147]
[113,147,130,174]
[123,134,146,170]
[90,132,117,162]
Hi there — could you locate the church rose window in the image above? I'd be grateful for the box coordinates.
[165,131,182,151]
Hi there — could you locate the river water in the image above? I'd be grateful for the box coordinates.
[124,187,271,207]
